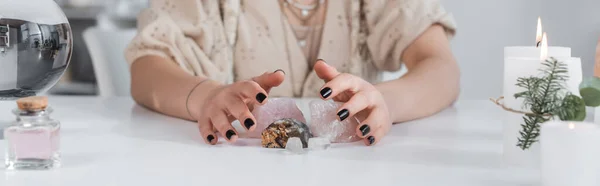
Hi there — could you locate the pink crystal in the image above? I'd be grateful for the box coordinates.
[309,100,360,143]
[244,98,307,138]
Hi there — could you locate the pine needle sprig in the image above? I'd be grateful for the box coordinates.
[490,57,586,150]
[514,57,570,150]
[516,114,548,149]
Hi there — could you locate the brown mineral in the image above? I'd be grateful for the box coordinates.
[261,118,312,148]
[245,98,307,138]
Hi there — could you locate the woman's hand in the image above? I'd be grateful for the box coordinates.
[313,60,392,146]
[195,70,285,145]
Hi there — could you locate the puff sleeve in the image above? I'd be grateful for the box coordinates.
[124,0,233,83]
[364,0,456,71]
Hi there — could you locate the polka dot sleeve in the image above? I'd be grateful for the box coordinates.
[364,0,456,72]
[124,0,233,83]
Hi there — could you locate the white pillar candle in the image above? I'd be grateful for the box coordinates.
[541,121,600,186]
[504,57,583,105]
[502,57,582,167]
[595,108,600,124]
[504,46,571,59]
[502,33,583,167]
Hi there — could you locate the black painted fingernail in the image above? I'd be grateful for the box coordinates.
[337,109,349,121]
[359,125,371,136]
[273,69,285,75]
[244,118,255,130]
[207,135,215,143]
[256,93,267,103]
[367,136,375,145]
[226,130,236,140]
[320,87,332,98]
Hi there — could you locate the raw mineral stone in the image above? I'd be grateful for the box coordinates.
[261,118,312,148]
[309,100,360,143]
[308,137,331,151]
[246,98,307,138]
[285,137,305,154]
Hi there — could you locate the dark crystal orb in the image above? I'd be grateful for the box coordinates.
[0,0,72,100]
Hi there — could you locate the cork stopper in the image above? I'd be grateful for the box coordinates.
[16,96,48,111]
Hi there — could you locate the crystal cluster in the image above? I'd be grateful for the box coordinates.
[246,98,306,138]
[285,137,331,154]
[307,137,331,150]
[285,137,304,154]
[255,99,360,151]
[261,118,312,148]
[309,100,361,143]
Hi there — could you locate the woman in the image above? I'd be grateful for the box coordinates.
[125,0,459,146]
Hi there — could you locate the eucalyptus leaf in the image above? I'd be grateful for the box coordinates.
[579,76,600,107]
[556,94,586,121]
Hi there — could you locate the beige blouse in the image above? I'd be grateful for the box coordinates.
[125,0,457,97]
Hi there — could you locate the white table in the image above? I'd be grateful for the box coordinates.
[0,97,541,186]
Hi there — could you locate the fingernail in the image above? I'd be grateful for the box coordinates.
[337,109,349,121]
[317,59,326,63]
[367,136,375,145]
[207,134,215,143]
[244,118,255,130]
[256,93,267,103]
[320,87,332,98]
[273,69,285,75]
[226,130,236,140]
[359,125,371,136]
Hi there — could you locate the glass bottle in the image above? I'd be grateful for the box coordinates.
[4,96,60,170]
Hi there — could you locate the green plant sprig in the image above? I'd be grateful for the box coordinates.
[513,57,586,150]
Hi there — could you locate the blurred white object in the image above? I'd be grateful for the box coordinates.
[381,64,407,81]
[96,13,136,30]
[308,137,331,151]
[103,0,147,20]
[596,108,600,124]
[97,0,147,29]
[0,0,68,25]
[285,137,305,154]
[54,0,68,6]
[68,0,101,8]
[83,27,135,97]
[541,121,600,186]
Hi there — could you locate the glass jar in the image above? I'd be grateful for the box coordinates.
[4,107,60,170]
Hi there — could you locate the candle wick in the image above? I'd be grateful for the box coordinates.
[536,41,542,48]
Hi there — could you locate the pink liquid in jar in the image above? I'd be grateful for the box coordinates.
[5,125,60,165]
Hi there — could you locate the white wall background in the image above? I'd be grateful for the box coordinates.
[542,0,600,84]
[441,0,541,100]
[441,0,600,100]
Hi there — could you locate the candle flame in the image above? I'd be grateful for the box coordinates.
[540,32,548,61]
[568,123,575,130]
[536,17,543,47]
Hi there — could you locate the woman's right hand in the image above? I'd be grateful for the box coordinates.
[195,70,285,145]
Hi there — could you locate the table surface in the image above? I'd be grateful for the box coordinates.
[0,97,542,186]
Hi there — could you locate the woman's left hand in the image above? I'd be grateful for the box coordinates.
[313,59,392,146]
